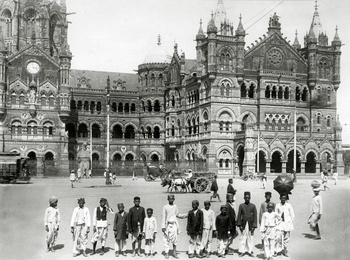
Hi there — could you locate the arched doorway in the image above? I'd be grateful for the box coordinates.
[27,151,37,176]
[305,152,316,173]
[320,152,332,173]
[44,152,55,176]
[287,150,301,173]
[271,151,282,173]
[255,150,266,173]
[237,146,244,176]
[151,154,159,162]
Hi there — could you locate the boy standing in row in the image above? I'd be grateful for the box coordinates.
[187,200,204,258]
[113,203,128,257]
[215,205,231,258]
[201,201,216,257]
[128,196,146,257]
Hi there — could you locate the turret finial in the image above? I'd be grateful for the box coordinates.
[315,0,319,11]
[157,34,161,46]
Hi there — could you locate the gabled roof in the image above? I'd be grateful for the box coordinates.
[70,69,138,91]
[245,31,307,66]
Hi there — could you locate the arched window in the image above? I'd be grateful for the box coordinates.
[284,87,290,99]
[225,85,230,97]
[92,124,101,138]
[70,99,76,109]
[131,103,136,113]
[326,117,331,127]
[302,87,308,101]
[171,96,175,107]
[118,102,123,113]
[248,84,255,98]
[49,94,55,107]
[141,126,145,138]
[316,114,321,124]
[141,101,145,112]
[295,87,301,101]
[27,120,38,136]
[77,100,82,110]
[43,122,54,136]
[11,91,16,104]
[96,101,102,113]
[147,100,152,112]
[92,153,99,161]
[125,154,134,161]
[112,125,123,139]
[154,126,160,139]
[240,83,247,98]
[11,120,22,135]
[78,123,88,138]
[113,153,122,161]
[188,119,192,135]
[90,101,95,114]
[112,102,117,112]
[171,125,175,136]
[125,125,135,139]
[219,159,223,168]
[296,117,306,132]
[271,86,277,99]
[192,118,196,134]
[177,120,182,137]
[278,86,283,99]
[84,101,89,111]
[147,126,152,139]
[19,92,25,105]
[124,103,130,113]
[45,152,54,161]
[154,100,160,112]
[2,9,12,38]
[265,86,270,98]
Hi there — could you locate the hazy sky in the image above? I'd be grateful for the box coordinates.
[65,0,350,144]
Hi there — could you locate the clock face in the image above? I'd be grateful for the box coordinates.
[26,62,40,74]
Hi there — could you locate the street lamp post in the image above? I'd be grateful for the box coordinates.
[106,76,110,185]
[89,120,93,177]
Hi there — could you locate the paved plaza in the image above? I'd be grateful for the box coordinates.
[0,176,349,260]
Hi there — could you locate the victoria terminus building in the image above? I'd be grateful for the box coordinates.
[0,0,344,176]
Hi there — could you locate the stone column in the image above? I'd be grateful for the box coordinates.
[316,160,321,175]
[282,160,287,173]
[266,160,271,174]
[301,160,306,174]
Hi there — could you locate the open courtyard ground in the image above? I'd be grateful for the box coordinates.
[0,175,350,260]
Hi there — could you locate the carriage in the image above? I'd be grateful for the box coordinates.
[0,152,31,184]
[143,164,170,181]
[161,170,216,193]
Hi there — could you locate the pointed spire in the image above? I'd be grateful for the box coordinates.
[214,0,227,29]
[157,34,161,46]
[235,14,245,36]
[309,0,323,39]
[196,19,205,40]
[332,25,342,46]
[207,11,217,34]
[293,30,301,49]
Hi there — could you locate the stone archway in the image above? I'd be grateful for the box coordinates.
[271,151,282,173]
[237,146,244,176]
[27,151,37,176]
[287,150,301,173]
[255,150,266,173]
[305,151,317,173]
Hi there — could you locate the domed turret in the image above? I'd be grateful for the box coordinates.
[143,35,171,64]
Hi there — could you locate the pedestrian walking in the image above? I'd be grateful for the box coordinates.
[275,193,295,257]
[142,208,157,257]
[215,205,231,258]
[307,187,323,240]
[88,168,92,178]
[210,175,221,202]
[70,170,76,188]
[77,167,82,182]
[113,203,128,257]
[225,193,237,255]
[128,196,146,257]
[200,201,216,257]
[70,198,91,257]
[91,198,114,255]
[44,196,60,253]
[260,203,281,260]
[187,200,204,258]
[82,169,87,178]
[262,173,267,189]
[259,192,276,249]
[236,191,257,257]
[227,178,236,196]
[332,172,339,185]
[322,171,330,191]
[161,194,187,259]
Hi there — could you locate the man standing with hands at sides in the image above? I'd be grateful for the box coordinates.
[225,193,236,256]
[227,178,236,196]
[308,187,323,240]
[91,198,114,255]
[161,195,187,259]
[275,193,295,257]
[128,196,146,257]
[44,196,60,253]
[236,191,257,257]
[187,200,204,258]
[259,192,275,249]
[70,198,91,257]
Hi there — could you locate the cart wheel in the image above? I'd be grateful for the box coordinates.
[144,175,153,182]
[194,177,210,193]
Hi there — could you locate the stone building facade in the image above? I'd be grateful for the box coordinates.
[0,0,344,176]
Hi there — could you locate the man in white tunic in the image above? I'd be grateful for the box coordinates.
[91,198,114,255]
[44,196,60,252]
[161,194,187,259]
[308,187,323,239]
[275,194,295,257]
[200,200,216,257]
[70,198,91,257]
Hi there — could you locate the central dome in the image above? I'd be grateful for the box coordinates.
[143,36,172,64]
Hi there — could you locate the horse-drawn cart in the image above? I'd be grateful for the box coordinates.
[143,164,170,181]
[190,171,216,193]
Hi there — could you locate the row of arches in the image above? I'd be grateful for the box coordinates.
[70,100,102,114]
[11,91,56,106]
[11,120,54,136]
[141,100,161,112]
[140,73,164,87]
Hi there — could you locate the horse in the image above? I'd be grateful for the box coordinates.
[161,176,190,193]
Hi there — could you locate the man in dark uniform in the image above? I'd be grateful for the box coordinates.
[128,196,146,257]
